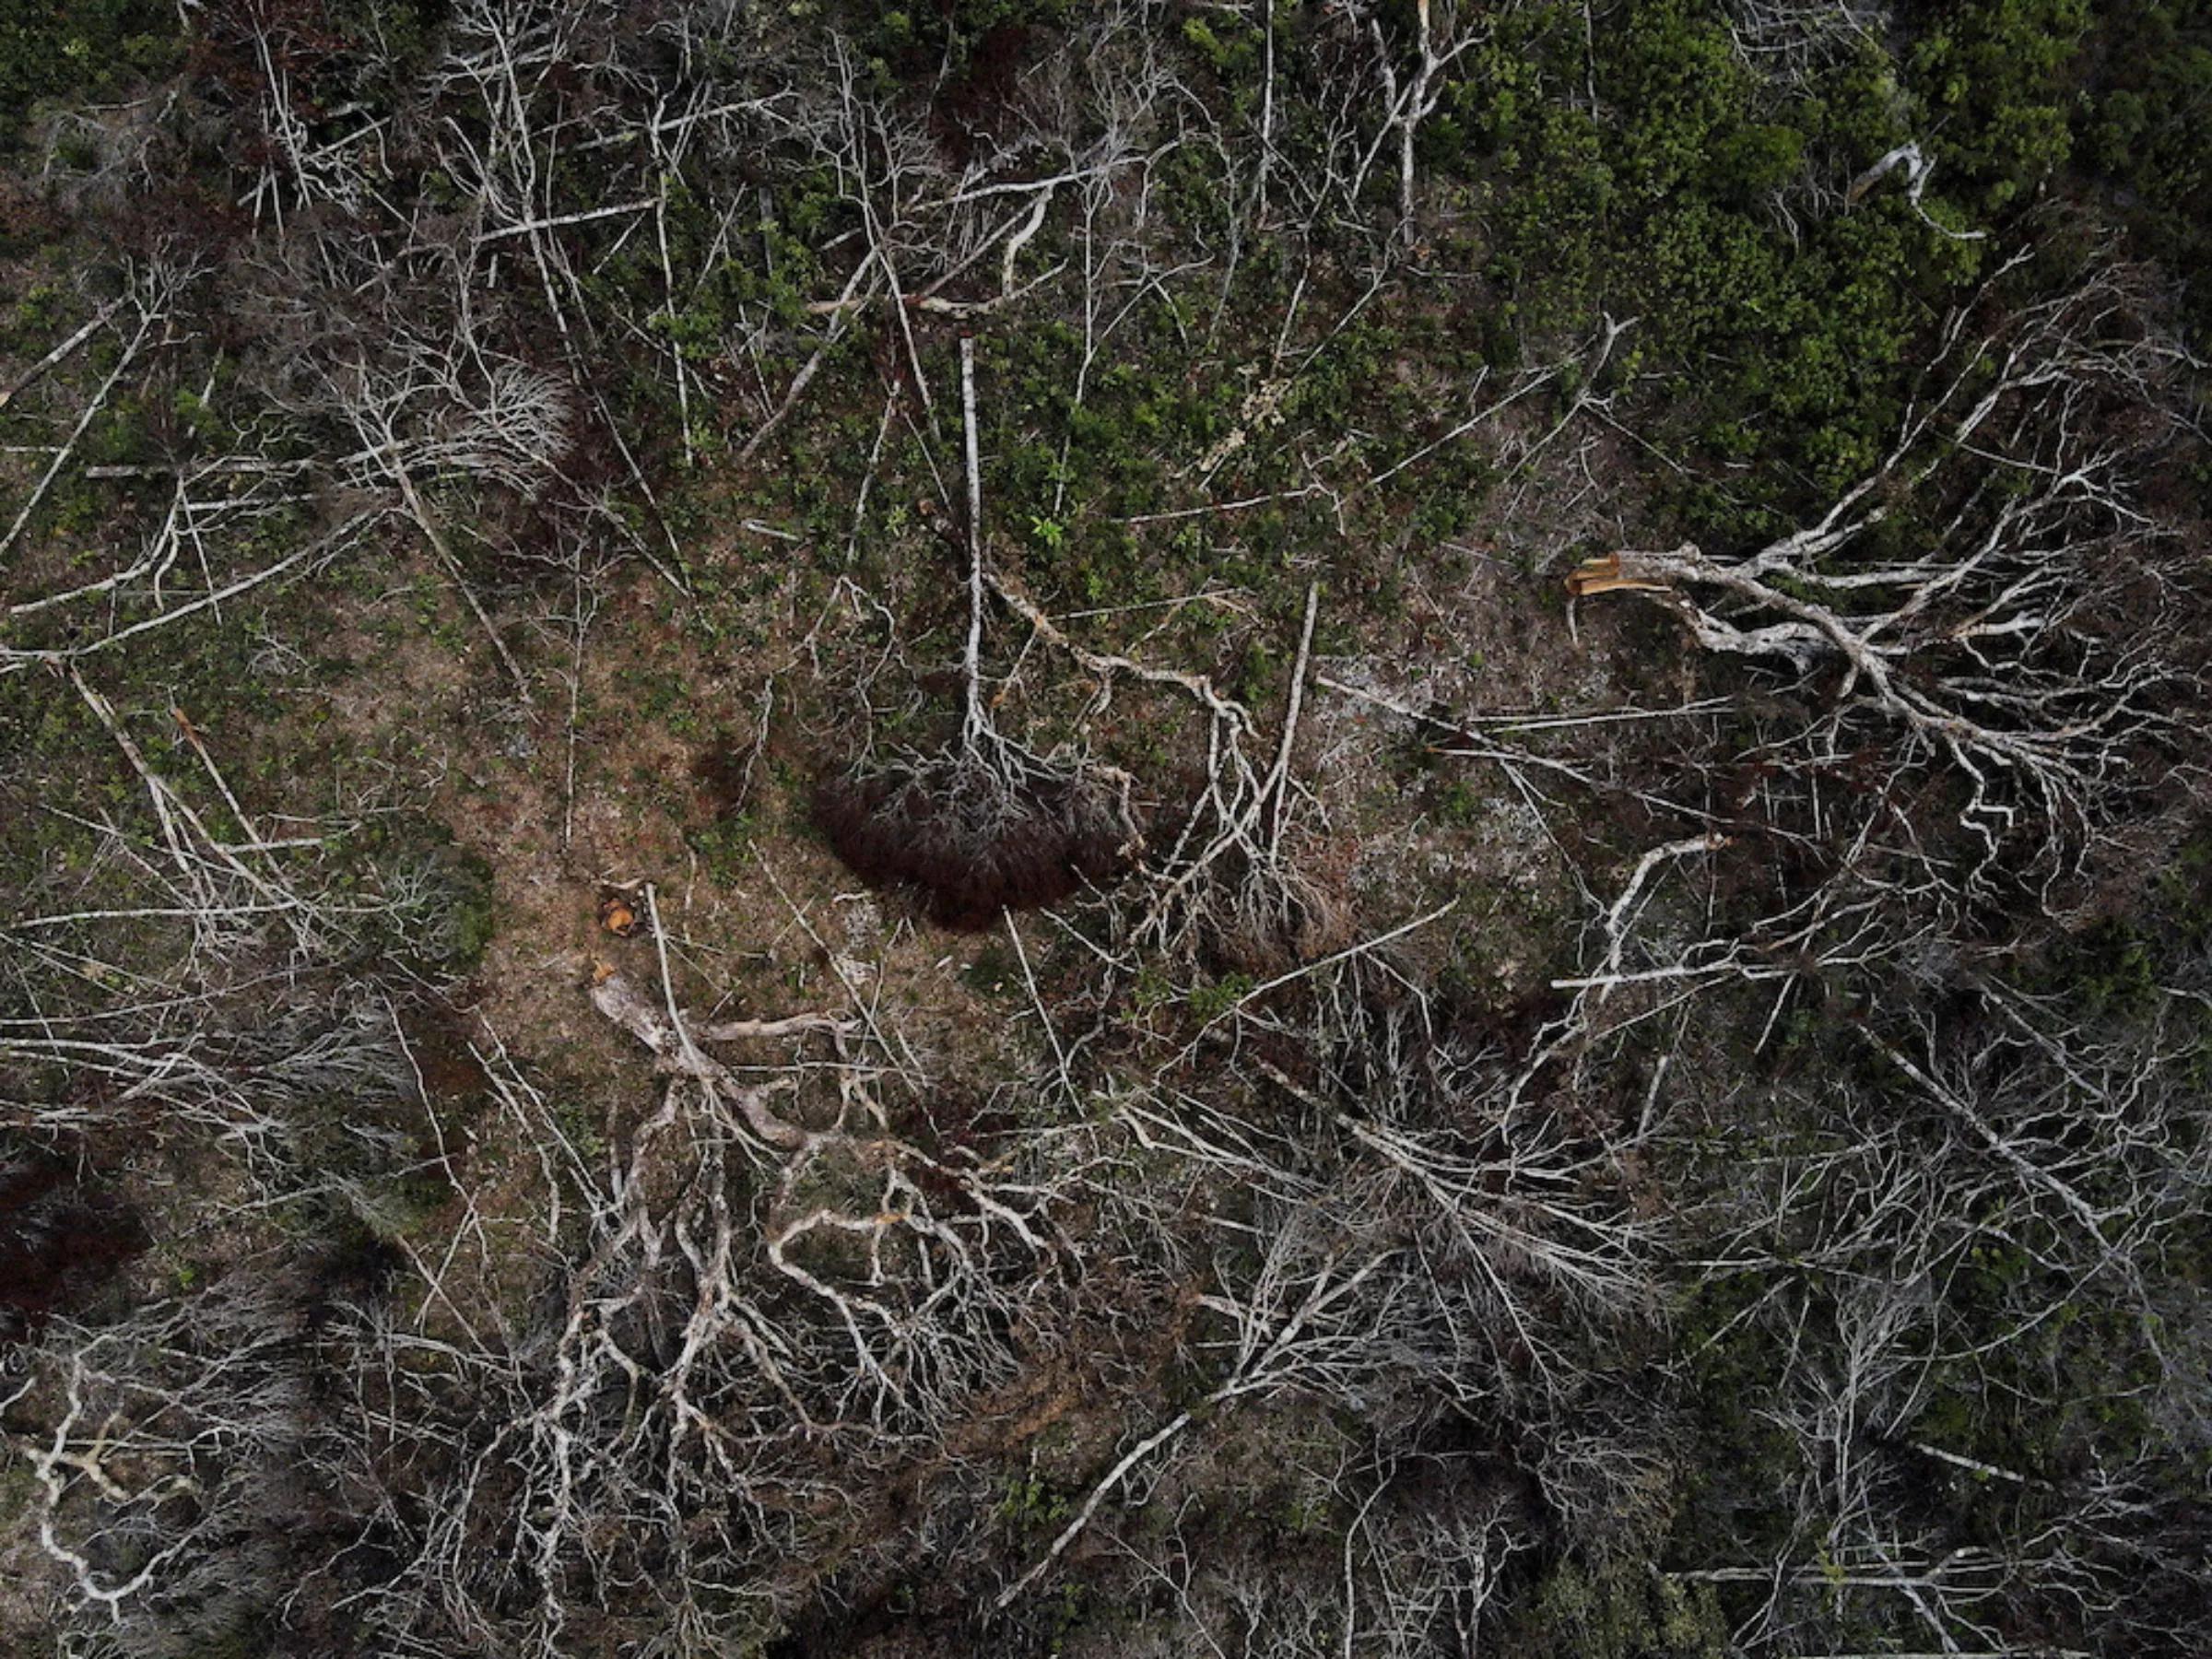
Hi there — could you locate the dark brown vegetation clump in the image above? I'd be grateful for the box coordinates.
[0,1158,145,1345]
[691,743,757,818]
[816,749,1138,930]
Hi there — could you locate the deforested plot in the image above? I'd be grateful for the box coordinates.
[3,3,2210,1657]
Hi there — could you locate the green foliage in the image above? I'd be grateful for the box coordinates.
[2030,840,2212,1019]
[2070,0,2212,341]
[1610,0,1759,206]
[1176,13,1265,81]
[1500,1559,1727,1659]
[555,1095,607,1168]
[2041,916,2160,1020]
[1183,971,1253,1021]
[1436,0,1995,535]
[687,815,756,888]
[325,817,499,973]
[997,1470,1076,1530]
[836,0,1074,78]
[963,939,1020,998]
[0,0,176,149]
[1912,0,2090,206]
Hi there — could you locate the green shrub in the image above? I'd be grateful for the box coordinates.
[0,0,177,149]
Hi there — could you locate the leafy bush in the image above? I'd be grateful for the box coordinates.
[0,0,176,149]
